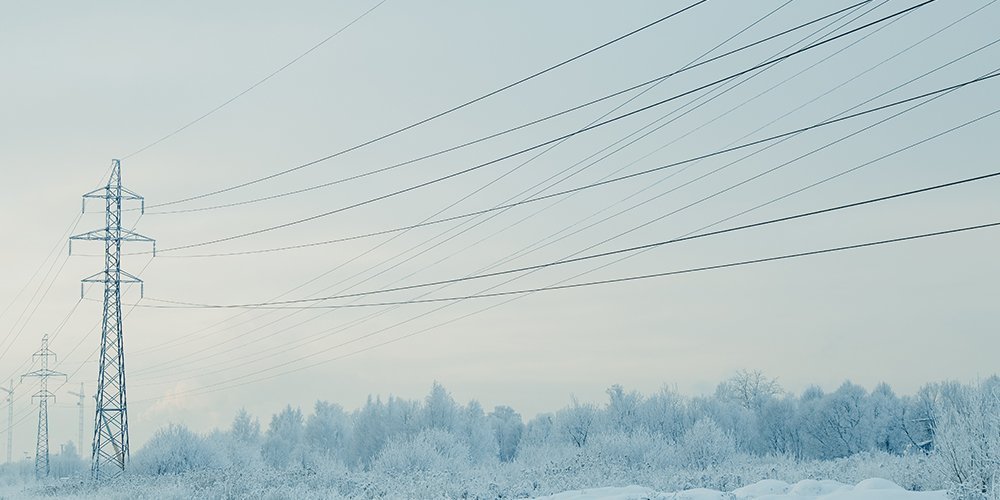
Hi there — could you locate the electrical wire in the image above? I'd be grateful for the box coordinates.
[125,0,812,372]
[131,89,1000,383]
[139,0,861,217]
[145,0,713,209]
[121,0,389,160]
[129,14,996,378]
[130,218,1000,402]
[150,0,938,253]
[138,171,1000,310]
[152,67,995,260]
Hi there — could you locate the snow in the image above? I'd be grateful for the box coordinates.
[537,485,665,500]
[535,479,948,500]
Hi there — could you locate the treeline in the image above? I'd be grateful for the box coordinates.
[127,372,997,495]
[14,373,996,498]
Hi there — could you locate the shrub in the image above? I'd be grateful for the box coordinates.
[131,424,224,475]
[678,418,736,469]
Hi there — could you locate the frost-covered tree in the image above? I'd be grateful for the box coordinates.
[604,384,642,435]
[262,405,305,468]
[557,397,597,447]
[522,412,555,447]
[349,396,387,469]
[231,407,260,444]
[458,400,497,464]
[930,377,1000,498]
[716,369,783,410]
[868,382,908,454]
[221,408,263,468]
[901,392,935,453]
[689,395,755,451]
[636,386,687,442]
[385,395,422,437]
[754,396,803,457]
[306,400,350,459]
[371,428,470,476]
[489,405,524,462]
[801,381,870,458]
[423,382,459,432]
[132,424,222,475]
[678,417,735,469]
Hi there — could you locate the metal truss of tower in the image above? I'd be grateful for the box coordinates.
[70,159,154,480]
[0,381,11,463]
[21,335,65,479]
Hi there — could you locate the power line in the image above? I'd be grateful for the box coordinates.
[122,0,389,159]
[135,48,1000,388]
[131,1,968,382]
[126,0,809,371]
[0,226,149,459]
[141,170,1000,310]
[152,0,904,259]
[150,0,939,253]
[125,23,992,376]
[130,77,1000,383]
[131,80,999,379]
[146,0,712,209]
[129,5,896,374]
[130,218,1000,401]
[140,0,863,217]
[0,214,81,323]
[155,66,997,256]
[0,165,134,386]
[363,221,1000,306]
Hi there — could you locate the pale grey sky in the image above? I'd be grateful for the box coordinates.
[1,0,998,457]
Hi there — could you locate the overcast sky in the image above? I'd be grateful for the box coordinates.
[1,0,998,457]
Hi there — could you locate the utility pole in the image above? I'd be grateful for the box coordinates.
[70,159,154,479]
[21,335,66,479]
[67,383,85,458]
[0,380,11,463]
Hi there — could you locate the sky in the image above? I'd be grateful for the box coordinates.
[1,0,998,458]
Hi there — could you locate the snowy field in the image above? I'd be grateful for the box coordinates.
[0,477,952,500]
[540,479,947,500]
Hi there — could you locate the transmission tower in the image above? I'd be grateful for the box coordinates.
[0,380,11,463]
[69,159,154,479]
[68,383,85,458]
[21,335,66,479]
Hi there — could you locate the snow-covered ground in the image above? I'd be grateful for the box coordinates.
[537,478,947,500]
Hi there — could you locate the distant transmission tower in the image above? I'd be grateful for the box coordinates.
[69,159,154,479]
[0,380,11,463]
[21,335,66,478]
[68,383,85,458]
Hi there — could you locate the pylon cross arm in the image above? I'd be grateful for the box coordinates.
[69,229,110,242]
[69,229,155,256]
[21,369,66,380]
[69,228,154,243]
[31,389,59,401]
[120,228,154,242]
[82,186,143,200]
[81,185,145,214]
[81,270,143,284]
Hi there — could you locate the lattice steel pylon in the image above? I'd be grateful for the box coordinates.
[69,159,154,479]
[0,380,11,463]
[21,334,66,479]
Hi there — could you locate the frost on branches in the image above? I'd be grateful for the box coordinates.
[7,375,997,499]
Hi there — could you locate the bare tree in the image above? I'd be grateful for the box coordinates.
[558,397,597,447]
[716,369,783,410]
